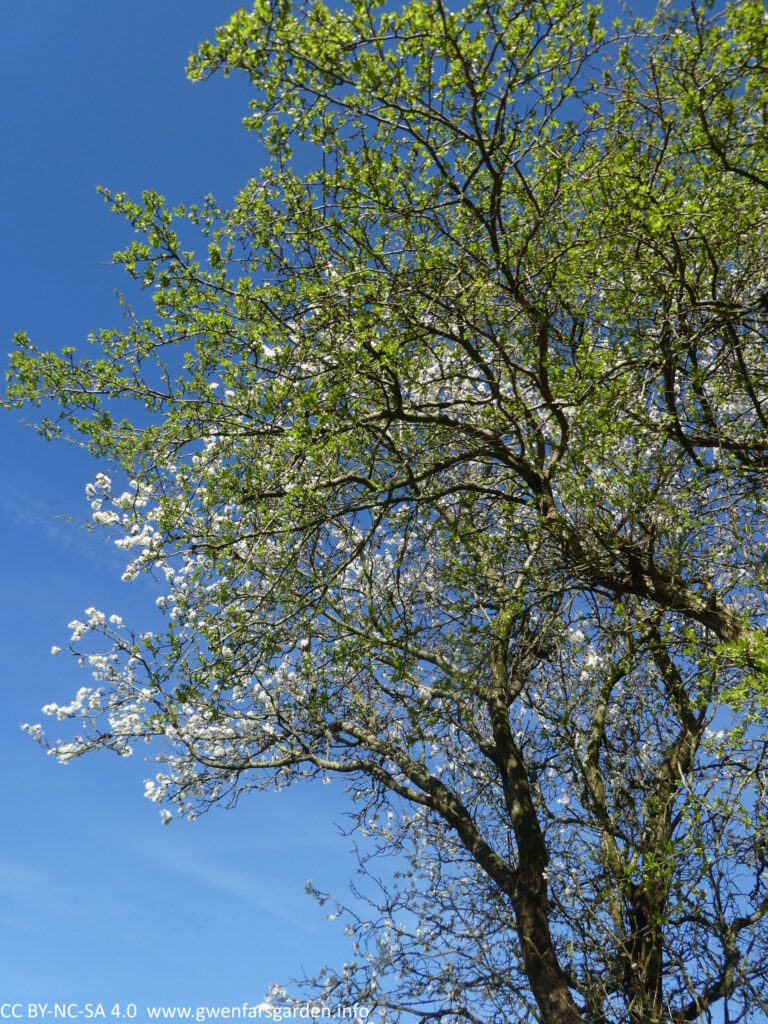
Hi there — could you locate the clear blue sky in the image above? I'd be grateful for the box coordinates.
[1,1,356,1009]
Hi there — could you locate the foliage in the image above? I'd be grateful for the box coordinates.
[6,0,768,1020]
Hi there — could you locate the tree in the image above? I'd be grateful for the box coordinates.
[5,0,768,1019]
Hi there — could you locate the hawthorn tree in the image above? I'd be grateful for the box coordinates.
[6,0,768,1020]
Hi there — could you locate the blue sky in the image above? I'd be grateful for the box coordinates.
[1,1,356,1008]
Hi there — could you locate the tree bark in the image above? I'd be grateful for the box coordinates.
[488,636,585,1024]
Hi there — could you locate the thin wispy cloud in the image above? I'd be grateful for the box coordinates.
[0,481,122,571]
[0,857,101,925]
[134,841,324,933]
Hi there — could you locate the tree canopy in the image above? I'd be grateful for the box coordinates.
[6,0,768,1020]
